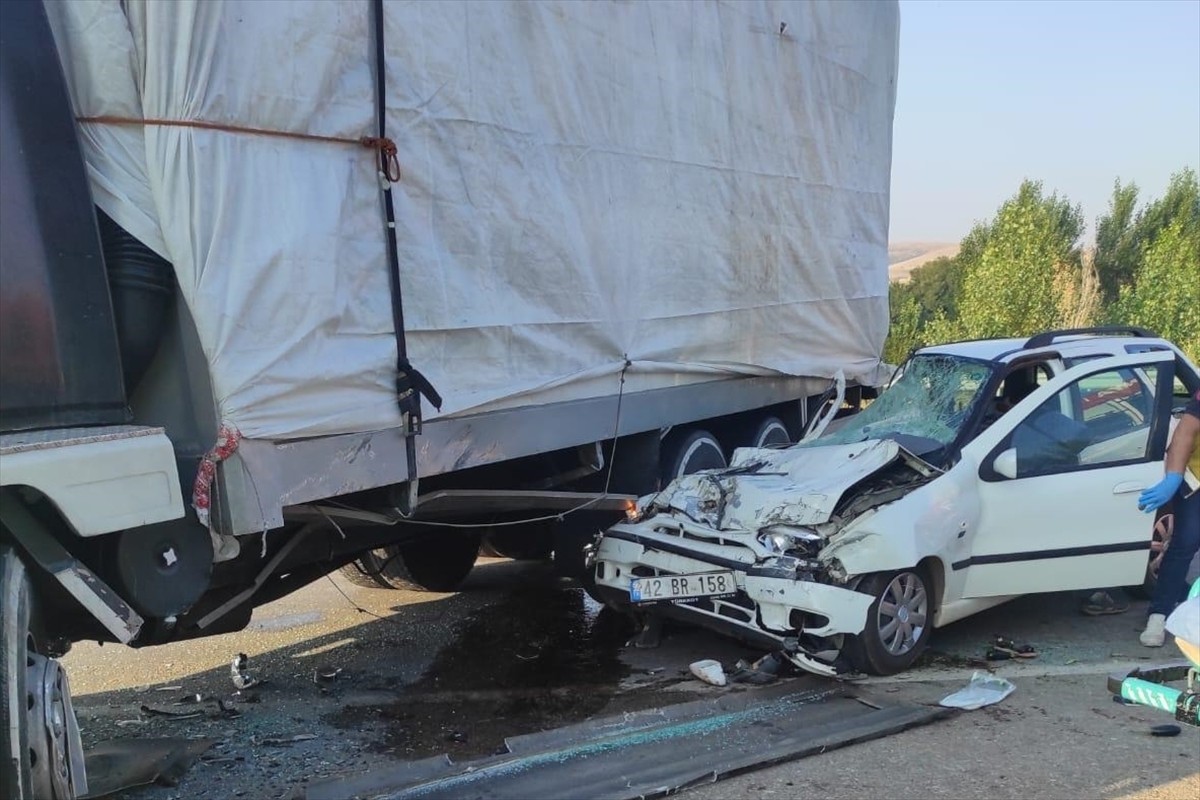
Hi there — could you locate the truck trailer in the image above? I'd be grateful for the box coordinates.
[0,1,899,796]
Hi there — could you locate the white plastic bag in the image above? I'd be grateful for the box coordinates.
[689,659,727,687]
[939,671,1015,710]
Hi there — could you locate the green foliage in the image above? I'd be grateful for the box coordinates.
[905,255,964,324]
[1093,180,1140,304]
[885,168,1198,364]
[953,180,1084,339]
[1094,168,1199,305]
[883,283,925,365]
[1111,218,1200,361]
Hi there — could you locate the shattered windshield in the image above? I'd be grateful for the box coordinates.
[804,354,995,457]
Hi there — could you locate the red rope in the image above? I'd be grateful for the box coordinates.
[76,115,401,182]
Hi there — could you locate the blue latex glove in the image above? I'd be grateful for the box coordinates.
[1139,472,1184,513]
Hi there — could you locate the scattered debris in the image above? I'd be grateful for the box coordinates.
[314,667,343,683]
[115,719,148,728]
[987,636,1038,661]
[689,659,727,687]
[140,697,242,721]
[257,733,318,746]
[729,652,788,685]
[939,671,1016,710]
[140,705,204,721]
[153,686,184,692]
[174,693,205,705]
[630,616,663,649]
[83,738,217,797]
[446,731,468,743]
[230,653,261,690]
[1150,723,1182,737]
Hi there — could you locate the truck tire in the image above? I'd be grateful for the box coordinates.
[660,428,726,484]
[485,525,554,562]
[338,548,400,589]
[2,545,85,800]
[843,567,933,676]
[749,416,790,449]
[340,534,482,592]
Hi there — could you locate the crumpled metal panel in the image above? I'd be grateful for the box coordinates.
[648,440,902,531]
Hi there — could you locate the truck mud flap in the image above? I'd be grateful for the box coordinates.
[305,682,951,800]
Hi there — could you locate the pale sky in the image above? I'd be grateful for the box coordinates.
[889,0,1200,244]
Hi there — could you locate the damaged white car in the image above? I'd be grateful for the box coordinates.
[591,328,1200,676]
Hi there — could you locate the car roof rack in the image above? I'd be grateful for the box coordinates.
[1024,326,1159,350]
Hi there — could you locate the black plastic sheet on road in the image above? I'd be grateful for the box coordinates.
[306,683,951,800]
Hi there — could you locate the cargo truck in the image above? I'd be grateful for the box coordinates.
[0,1,899,795]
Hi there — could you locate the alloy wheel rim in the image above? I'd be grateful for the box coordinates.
[876,572,928,656]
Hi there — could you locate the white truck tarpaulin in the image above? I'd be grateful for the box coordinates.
[45,0,899,441]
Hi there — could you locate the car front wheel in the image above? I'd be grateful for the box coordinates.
[844,567,933,676]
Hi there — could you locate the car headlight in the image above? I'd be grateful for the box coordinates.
[756,525,822,555]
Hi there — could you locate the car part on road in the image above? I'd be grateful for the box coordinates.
[1150,723,1182,737]
[939,671,1016,711]
[688,659,727,686]
[230,653,261,690]
[81,738,216,798]
[304,683,950,800]
[2,544,88,800]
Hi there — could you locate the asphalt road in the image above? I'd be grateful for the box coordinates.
[63,559,1200,799]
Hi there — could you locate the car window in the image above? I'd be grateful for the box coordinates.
[1006,365,1160,478]
[802,354,995,460]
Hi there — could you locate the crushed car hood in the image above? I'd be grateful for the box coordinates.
[646,439,936,532]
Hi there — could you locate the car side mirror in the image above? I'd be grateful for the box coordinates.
[992,448,1018,480]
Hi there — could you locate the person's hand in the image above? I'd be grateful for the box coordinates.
[1138,472,1184,513]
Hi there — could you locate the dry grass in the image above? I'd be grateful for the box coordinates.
[887,242,961,283]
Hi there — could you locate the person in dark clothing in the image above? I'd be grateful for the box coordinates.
[1138,388,1200,646]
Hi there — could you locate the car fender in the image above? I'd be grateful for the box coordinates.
[821,462,979,582]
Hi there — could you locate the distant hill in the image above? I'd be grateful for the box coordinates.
[887,241,959,283]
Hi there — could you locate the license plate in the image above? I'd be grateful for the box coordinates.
[629,571,737,603]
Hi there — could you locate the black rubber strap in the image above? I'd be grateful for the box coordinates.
[372,0,442,415]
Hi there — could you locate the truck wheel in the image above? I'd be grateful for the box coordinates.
[485,525,554,562]
[660,428,726,484]
[391,534,482,592]
[338,548,399,589]
[1,545,86,800]
[843,567,933,676]
[749,416,790,449]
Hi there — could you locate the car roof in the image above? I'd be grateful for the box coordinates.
[917,333,1177,365]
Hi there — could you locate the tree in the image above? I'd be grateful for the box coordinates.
[1093,180,1140,304]
[906,255,965,325]
[1112,218,1200,361]
[1094,168,1200,306]
[883,282,925,364]
[952,180,1084,339]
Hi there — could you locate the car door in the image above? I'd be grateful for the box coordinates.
[956,351,1176,598]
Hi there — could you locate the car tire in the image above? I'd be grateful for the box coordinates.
[659,428,727,485]
[844,567,934,676]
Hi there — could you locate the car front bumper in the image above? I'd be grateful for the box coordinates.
[593,520,874,675]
